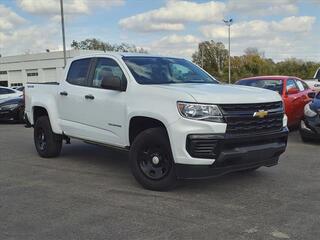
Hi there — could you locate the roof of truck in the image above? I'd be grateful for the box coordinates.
[71,51,183,60]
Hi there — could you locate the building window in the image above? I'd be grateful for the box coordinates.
[27,72,38,77]
[0,71,7,75]
[11,83,23,87]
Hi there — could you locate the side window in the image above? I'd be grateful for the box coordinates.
[67,58,91,86]
[300,80,309,90]
[295,80,304,92]
[92,58,126,88]
[286,79,298,92]
[0,88,14,94]
[7,89,15,94]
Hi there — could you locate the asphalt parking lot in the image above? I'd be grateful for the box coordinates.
[0,123,319,240]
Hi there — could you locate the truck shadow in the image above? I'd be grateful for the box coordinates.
[59,141,270,192]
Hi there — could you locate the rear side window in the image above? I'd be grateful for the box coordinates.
[300,80,309,90]
[295,80,305,91]
[67,58,91,86]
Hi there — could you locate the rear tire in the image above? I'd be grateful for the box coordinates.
[130,127,176,191]
[34,116,62,158]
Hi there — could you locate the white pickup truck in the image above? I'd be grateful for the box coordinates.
[25,53,288,190]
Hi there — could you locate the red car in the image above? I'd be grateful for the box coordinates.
[236,76,313,127]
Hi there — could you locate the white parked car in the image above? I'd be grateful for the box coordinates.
[25,53,289,190]
[304,68,320,92]
[0,86,22,100]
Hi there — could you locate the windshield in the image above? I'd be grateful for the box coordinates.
[237,79,283,94]
[123,57,219,85]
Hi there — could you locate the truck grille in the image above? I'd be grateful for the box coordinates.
[220,101,284,135]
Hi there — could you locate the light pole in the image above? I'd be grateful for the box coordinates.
[60,0,67,68]
[223,18,233,84]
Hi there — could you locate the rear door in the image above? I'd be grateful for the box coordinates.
[57,58,94,138]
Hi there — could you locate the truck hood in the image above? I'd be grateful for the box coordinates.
[155,83,282,104]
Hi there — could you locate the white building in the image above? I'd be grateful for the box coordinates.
[0,50,101,87]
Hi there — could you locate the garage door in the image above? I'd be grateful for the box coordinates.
[8,70,23,85]
[43,68,57,83]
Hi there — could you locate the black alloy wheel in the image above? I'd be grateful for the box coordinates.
[138,146,172,180]
[130,127,177,191]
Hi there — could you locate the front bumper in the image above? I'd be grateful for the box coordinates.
[300,117,320,140]
[0,108,19,120]
[175,128,288,179]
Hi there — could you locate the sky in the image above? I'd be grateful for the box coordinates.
[0,0,319,61]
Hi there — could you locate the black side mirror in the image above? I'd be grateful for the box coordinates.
[308,92,316,98]
[101,75,125,91]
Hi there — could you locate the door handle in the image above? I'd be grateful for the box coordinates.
[85,94,95,100]
[60,91,68,96]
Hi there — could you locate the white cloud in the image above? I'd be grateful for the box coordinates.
[227,0,299,16]
[148,34,201,58]
[0,4,26,30]
[199,15,318,61]
[273,16,315,32]
[156,34,200,45]
[201,16,316,39]
[119,1,226,32]
[17,0,124,15]
[120,22,185,32]
[0,25,60,55]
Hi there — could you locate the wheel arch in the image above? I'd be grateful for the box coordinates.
[129,116,169,146]
[31,104,62,134]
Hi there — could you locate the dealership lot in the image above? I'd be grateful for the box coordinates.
[0,123,319,240]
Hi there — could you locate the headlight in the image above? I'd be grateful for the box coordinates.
[0,104,18,111]
[177,102,224,122]
[304,103,317,117]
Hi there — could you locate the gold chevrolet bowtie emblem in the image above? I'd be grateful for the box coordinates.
[253,110,268,118]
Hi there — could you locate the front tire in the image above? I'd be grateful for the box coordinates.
[15,107,25,123]
[130,128,176,191]
[34,116,62,158]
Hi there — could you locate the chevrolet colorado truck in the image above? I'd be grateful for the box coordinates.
[25,53,289,190]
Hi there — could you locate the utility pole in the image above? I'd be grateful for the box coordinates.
[223,18,233,84]
[60,0,67,68]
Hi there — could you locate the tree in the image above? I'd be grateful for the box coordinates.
[192,43,320,83]
[71,38,147,53]
[192,41,228,77]
[244,47,265,58]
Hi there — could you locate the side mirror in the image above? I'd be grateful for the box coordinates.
[101,75,125,91]
[287,88,299,95]
[308,92,316,98]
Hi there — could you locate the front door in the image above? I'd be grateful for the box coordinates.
[83,57,128,147]
[285,79,302,125]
